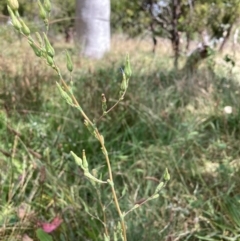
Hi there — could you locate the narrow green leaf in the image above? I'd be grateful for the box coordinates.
[155,182,164,193]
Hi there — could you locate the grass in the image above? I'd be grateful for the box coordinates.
[1,26,240,241]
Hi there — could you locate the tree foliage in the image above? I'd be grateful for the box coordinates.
[111,0,152,37]
[111,0,240,67]
[1,0,239,63]
[111,0,240,39]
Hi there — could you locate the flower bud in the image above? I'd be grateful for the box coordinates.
[82,150,88,169]
[43,0,51,13]
[28,40,42,57]
[125,54,132,78]
[43,32,55,57]
[12,16,22,31]
[7,5,21,31]
[70,151,83,167]
[163,168,170,181]
[35,32,43,46]
[56,82,74,106]
[19,19,30,35]
[120,78,127,91]
[38,0,47,20]
[7,0,19,11]
[46,55,54,67]
[65,51,73,72]
[44,18,49,27]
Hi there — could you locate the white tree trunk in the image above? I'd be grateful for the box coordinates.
[75,0,110,59]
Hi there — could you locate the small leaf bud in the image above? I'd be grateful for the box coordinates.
[65,51,73,72]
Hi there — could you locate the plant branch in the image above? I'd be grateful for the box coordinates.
[53,61,127,241]
[95,130,127,241]
[96,89,127,123]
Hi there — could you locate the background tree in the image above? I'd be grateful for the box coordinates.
[112,0,191,68]
[1,0,239,61]
[75,0,110,59]
[111,0,240,68]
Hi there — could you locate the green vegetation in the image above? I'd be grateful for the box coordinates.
[111,0,240,68]
[1,1,240,241]
[1,31,240,240]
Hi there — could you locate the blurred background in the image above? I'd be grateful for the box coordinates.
[1,1,240,241]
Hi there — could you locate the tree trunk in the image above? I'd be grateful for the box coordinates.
[171,0,181,69]
[171,32,180,69]
[219,24,233,52]
[186,32,190,52]
[75,0,110,59]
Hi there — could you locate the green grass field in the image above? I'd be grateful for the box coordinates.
[1,27,240,241]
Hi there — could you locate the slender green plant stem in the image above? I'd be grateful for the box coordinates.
[95,186,109,237]
[55,71,93,126]
[95,130,127,241]
[54,68,127,241]
[11,11,129,241]
[123,185,166,217]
